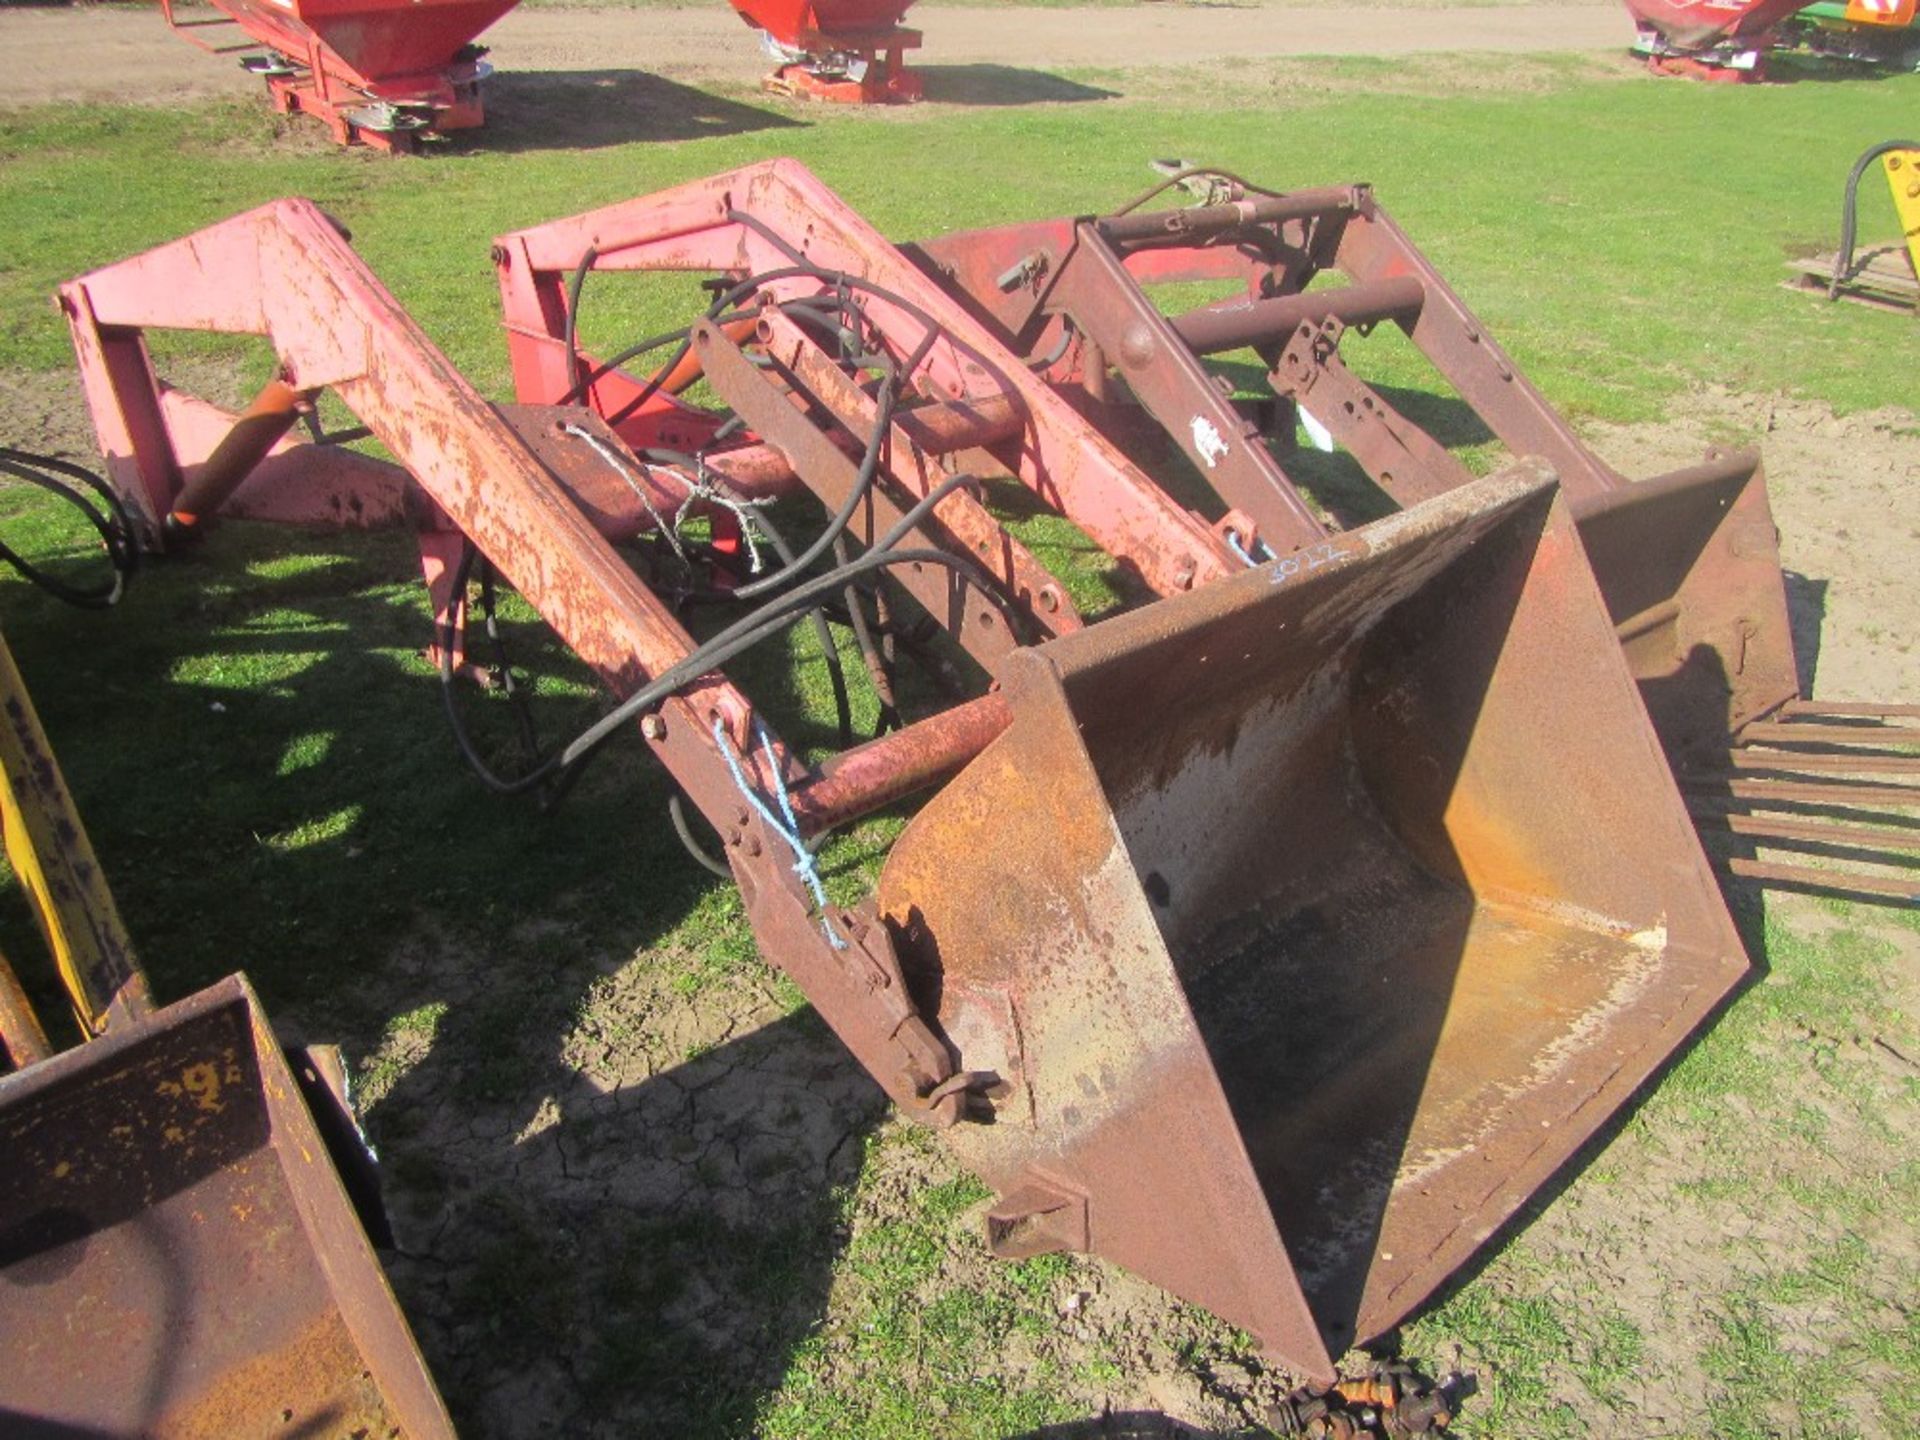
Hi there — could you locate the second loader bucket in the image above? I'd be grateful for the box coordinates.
[1570,449,1800,769]
[0,974,453,1440]
[878,464,1750,1380]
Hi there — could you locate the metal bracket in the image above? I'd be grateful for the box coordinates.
[1269,317,1474,508]
[985,1177,1090,1258]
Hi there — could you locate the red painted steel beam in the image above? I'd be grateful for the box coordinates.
[492,160,1241,596]
[60,198,962,1127]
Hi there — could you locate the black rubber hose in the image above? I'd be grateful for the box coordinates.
[1832,140,1920,299]
[604,262,948,430]
[669,792,734,878]
[627,446,854,746]
[560,544,1009,774]
[562,244,599,401]
[442,545,1008,797]
[728,365,899,601]
[437,542,537,796]
[833,533,901,736]
[0,447,139,608]
[750,505,856,749]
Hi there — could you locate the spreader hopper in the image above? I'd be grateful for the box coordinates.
[160,0,518,148]
[879,469,1749,1376]
[727,0,924,100]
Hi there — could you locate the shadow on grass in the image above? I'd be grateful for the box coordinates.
[917,65,1118,107]
[1765,51,1919,85]
[473,69,804,152]
[380,1004,887,1437]
[1009,1416,1261,1439]
[0,507,895,1437]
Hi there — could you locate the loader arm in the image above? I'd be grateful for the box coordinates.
[60,196,967,1127]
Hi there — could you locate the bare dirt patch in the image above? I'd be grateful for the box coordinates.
[0,369,96,462]
[0,3,1634,110]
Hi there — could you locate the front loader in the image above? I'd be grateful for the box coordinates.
[55,161,1760,1379]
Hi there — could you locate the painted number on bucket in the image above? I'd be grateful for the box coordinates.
[1269,541,1352,586]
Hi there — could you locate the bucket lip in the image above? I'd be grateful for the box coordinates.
[1569,446,1763,525]
[1008,458,1563,690]
[0,971,260,1101]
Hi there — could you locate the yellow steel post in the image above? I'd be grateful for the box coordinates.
[1884,148,1920,289]
[0,629,151,1037]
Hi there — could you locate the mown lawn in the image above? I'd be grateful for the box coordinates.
[0,47,1916,1440]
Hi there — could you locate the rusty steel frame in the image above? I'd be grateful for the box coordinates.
[61,190,970,1135]
[59,161,1766,1381]
[911,173,1915,901]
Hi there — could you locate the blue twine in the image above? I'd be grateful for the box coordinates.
[1224,531,1273,569]
[712,717,846,949]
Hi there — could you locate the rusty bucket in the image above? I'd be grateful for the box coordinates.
[0,973,454,1440]
[1569,449,1800,767]
[879,466,1750,1380]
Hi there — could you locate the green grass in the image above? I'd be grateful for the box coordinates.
[0,47,1917,1440]
[2,60,1916,417]
[1403,901,1920,1438]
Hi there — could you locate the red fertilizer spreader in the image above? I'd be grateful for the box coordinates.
[1622,0,1807,76]
[160,0,521,149]
[725,0,923,102]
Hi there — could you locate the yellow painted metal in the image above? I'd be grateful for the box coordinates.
[0,628,151,1038]
[0,946,52,1068]
[1885,148,1920,287]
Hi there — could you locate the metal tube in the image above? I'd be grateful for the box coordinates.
[698,392,1025,502]
[1170,276,1427,356]
[893,392,1024,455]
[165,377,305,536]
[790,692,1012,835]
[1686,778,1920,808]
[1097,187,1364,248]
[1739,723,1920,747]
[1725,858,1918,902]
[1782,700,1920,720]
[0,951,52,1070]
[1691,811,1920,852]
[1729,750,1920,776]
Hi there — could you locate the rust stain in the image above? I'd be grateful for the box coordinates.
[151,1307,402,1440]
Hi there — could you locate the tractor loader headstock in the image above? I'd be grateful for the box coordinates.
[913,166,1915,905]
